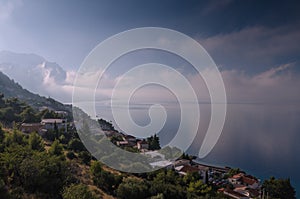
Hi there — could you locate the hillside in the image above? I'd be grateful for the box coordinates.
[0,71,71,115]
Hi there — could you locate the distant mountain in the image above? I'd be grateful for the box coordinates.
[0,51,71,102]
[0,50,66,87]
[0,71,71,114]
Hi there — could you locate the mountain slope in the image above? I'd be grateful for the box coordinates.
[0,50,70,102]
[0,50,67,87]
[0,71,71,114]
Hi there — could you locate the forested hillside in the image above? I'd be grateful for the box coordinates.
[0,71,71,116]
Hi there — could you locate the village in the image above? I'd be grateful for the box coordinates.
[98,118,262,199]
[19,109,262,199]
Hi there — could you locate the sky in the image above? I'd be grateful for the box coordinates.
[0,0,300,72]
[1,0,300,193]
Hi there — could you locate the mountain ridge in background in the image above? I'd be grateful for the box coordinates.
[0,50,71,103]
[0,70,71,114]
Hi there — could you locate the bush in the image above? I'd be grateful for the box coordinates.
[68,138,85,152]
[117,178,150,199]
[62,184,97,199]
[66,151,76,160]
[49,140,63,156]
[78,151,91,165]
[91,161,122,194]
[263,177,296,199]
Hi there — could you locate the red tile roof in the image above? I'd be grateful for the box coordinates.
[242,176,257,185]
[180,165,201,173]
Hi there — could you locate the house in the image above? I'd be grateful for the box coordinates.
[41,118,67,133]
[174,159,191,167]
[116,140,135,147]
[123,134,136,143]
[223,188,249,199]
[175,165,202,176]
[21,123,43,134]
[233,185,249,197]
[228,173,244,185]
[117,140,129,147]
[137,140,149,150]
[228,173,259,189]
[241,175,259,189]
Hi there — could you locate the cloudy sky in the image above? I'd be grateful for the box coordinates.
[1,0,300,192]
[0,0,299,72]
[0,0,299,103]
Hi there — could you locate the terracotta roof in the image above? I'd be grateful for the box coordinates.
[180,165,201,173]
[224,189,248,198]
[242,176,257,185]
[232,173,244,179]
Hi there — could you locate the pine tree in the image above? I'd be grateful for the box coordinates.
[29,132,44,151]
[49,140,63,156]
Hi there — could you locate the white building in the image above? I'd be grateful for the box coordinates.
[41,118,67,133]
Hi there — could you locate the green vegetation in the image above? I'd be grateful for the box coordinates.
[147,134,161,150]
[0,134,72,198]
[263,176,296,199]
[62,184,97,199]
[49,139,64,156]
[0,72,72,120]
[91,161,122,194]
[117,178,150,199]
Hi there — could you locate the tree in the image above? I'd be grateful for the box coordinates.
[62,184,97,199]
[0,124,4,143]
[153,170,181,185]
[44,129,56,141]
[19,151,71,195]
[117,178,150,199]
[227,168,241,177]
[187,180,212,198]
[149,181,186,199]
[0,178,9,198]
[68,138,85,152]
[49,140,63,156]
[28,132,44,151]
[91,161,122,193]
[4,129,26,146]
[20,106,39,123]
[149,170,186,199]
[147,134,161,150]
[66,151,76,160]
[0,93,5,108]
[263,177,296,199]
[90,161,102,174]
[54,121,60,139]
[0,125,4,152]
[78,151,91,165]
[183,171,201,185]
[0,107,19,123]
